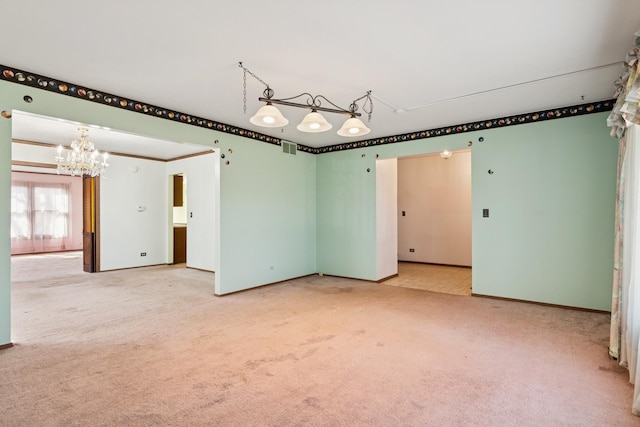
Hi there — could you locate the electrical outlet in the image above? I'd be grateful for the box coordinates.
[409,248,415,253]
[140,252,147,256]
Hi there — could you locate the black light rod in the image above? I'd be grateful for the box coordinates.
[258,98,361,117]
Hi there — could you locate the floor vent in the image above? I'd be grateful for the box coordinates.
[282,141,297,155]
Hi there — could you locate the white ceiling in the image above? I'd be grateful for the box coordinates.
[2,1,639,150]
[11,110,212,161]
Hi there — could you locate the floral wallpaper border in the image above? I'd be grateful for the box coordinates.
[317,100,615,154]
[1,64,613,155]
[0,64,284,147]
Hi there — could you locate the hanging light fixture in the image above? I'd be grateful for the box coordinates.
[440,150,453,160]
[55,127,109,177]
[337,116,370,137]
[239,62,373,137]
[249,102,289,127]
[297,110,333,133]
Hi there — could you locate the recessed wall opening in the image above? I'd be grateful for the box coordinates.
[379,149,472,296]
[171,173,187,266]
[10,114,88,269]
[9,110,220,342]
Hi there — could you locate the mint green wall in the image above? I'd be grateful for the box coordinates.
[0,80,317,344]
[0,75,618,346]
[317,134,471,280]
[472,114,617,310]
[316,153,376,279]
[217,137,316,294]
[0,116,11,345]
[317,113,618,310]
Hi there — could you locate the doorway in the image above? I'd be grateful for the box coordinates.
[379,150,472,296]
[171,173,187,265]
[6,110,220,349]
[82,176,99,272]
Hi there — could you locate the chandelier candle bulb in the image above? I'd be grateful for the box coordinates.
[55,127,109,177]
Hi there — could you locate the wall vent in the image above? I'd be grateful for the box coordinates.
[282,141,297,155]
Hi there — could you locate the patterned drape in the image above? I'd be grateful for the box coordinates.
[609,137,627,360]
[607,29,640,416]
[608,30,640,139]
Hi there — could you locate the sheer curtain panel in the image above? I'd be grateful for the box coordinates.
[10,181,73,254]
[607,29,640,415]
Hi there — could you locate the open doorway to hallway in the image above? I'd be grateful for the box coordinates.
[171,173,187,266]
[381,149,472,296]
[385,263,471,295]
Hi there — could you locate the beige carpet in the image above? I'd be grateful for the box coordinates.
[1,253,638,426]
[384,262,472,296]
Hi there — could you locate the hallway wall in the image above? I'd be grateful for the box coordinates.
[397,151,471,266]
[317,113,617,311]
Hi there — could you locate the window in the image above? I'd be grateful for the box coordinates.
[10,184,30,239]
[11,182,70,240]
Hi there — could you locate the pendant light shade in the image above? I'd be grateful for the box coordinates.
[296,111,333,133]
[337,116,371,137]
[240,62,374,136]
[250,103,289,127]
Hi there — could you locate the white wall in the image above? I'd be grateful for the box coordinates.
[12,142,58,165]
[172,175,187,224]
[99,156,168,270]
[166,152,218,272]
[376,158,398,280]
[397,150,472,266]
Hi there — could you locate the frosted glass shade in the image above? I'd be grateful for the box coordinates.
[296,111,333,133]
[249,104,289,127]
[440,150,453,159]
[337,117,370,137]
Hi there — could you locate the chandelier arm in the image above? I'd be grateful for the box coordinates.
[311,95,354,114]
[265,92,315,104]
[258,97,361,117]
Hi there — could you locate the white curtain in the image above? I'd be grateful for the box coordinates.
[10,181,73,254]
[618,125,640,414]
[607,29,640,415]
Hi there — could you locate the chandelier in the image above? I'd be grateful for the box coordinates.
[239,62,373,137]
[55,127,109,177]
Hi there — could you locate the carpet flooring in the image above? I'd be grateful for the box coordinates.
[1,253,638,426]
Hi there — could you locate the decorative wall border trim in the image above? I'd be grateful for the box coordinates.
[0,64,305,150]
[314,99,615,154]
[1,64,613,155]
